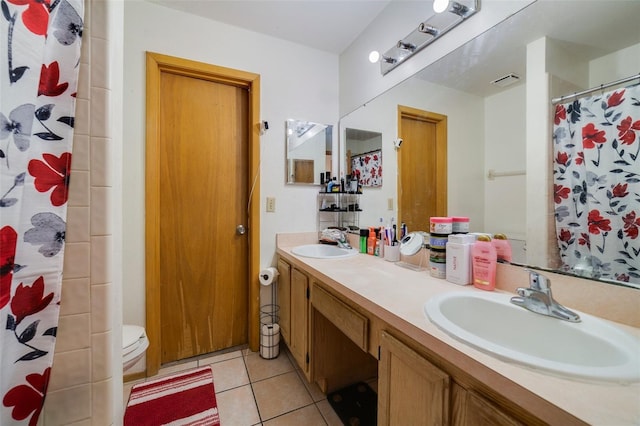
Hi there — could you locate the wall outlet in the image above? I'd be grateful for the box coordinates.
[387,198,394,211]
[266,197,276,212]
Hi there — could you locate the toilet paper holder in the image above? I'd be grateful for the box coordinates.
[260,303,280,359]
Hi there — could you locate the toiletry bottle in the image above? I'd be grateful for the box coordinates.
[471,235,497,291]
[367,227,376,255]
[327,178,334,192]
[331,177,339,192]
[375,229,384,257]
[492,233,513,263]
[359,229,368,254]
[446,234,475,285]
[350,176,358,193]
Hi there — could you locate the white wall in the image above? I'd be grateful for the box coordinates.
[340,77,486,231]
[589,43,640,85]
[122,1,339,341]
[484,84,526,240]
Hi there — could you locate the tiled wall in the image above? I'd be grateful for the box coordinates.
[42,0,115,424]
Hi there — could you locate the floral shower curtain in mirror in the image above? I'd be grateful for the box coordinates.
[1,0,83,424]
[553,84,640,286]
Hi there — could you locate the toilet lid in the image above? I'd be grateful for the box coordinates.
[123,325,145,353]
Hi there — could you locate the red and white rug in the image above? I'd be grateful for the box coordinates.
[124,366,220,426]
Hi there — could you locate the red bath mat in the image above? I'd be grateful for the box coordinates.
[124,366,220,425]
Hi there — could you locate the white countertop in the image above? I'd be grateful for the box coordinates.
[276,233,640,425]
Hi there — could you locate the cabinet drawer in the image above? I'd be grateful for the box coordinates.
[312,283,368,350]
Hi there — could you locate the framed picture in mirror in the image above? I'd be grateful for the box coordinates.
[345,128,382,187]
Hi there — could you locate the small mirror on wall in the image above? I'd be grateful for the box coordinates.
[286,119,333,185]
[345,128,382,187]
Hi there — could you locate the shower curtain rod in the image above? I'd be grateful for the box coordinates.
[551,73,640,105]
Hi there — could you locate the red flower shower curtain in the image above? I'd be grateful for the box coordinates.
[1,0,83,424]
[553,84,640,286]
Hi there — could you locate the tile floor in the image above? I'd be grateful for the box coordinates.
[124,346,350,425]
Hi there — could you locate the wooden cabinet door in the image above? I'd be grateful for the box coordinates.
[290,267,310,374]
[277,258,291,344]
[379,331,450,426]
[458,391,522,426]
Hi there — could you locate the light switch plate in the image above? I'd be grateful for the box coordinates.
[266,197,276,212]
[388,198,393,210]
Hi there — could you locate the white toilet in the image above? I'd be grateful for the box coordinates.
[123,325,149,372]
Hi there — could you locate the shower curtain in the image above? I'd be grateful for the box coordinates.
[553,83,640,286]
[1,0,83,424]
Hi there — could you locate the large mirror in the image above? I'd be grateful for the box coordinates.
[286,119,333,185]
[340,0,640,288]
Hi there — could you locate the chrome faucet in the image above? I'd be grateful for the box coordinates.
[334,232,352,249]
[510,269,581,322]
[320,228,352,249]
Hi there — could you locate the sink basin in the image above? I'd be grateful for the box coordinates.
[291,244,359,259]
[424,291,640,383]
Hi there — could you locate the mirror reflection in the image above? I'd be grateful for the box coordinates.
[339,0,640,288]
[345,128,383,187]
[286,119,332,185]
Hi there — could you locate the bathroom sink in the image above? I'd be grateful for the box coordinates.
[291,244,358,259]
[424,291,640,383]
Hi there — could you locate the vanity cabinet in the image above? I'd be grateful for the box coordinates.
[276,258,291,343]
[453,389,522,426]
[277,258,311,379]
[277,246,590,426]
[378,330,450,426]
[378,330,525,426]
[290,267,310,378]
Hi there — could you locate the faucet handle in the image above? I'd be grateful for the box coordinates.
[525,268,551,292]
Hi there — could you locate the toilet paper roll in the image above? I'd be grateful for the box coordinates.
[259,267,279,286]
[260,323,280,359]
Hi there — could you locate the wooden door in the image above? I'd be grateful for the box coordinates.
[398,106,447,233]
[378,331,450,426]
[293,159,314,183]
[146,53,261,374]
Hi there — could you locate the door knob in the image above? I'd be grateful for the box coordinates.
[236,225,246,235]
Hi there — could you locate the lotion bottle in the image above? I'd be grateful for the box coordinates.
[446,234,475,285]
[471,235,497,291]
[491,233,513,263]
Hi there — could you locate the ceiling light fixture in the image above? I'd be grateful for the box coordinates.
[381,55,397,64]
[396,40,417,52]
[375,0,479,75]
[368,50,381,63]
[418,23,439,37]
[449,1,471,17]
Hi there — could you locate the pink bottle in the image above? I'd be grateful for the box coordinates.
[491,233,512,263]
[471,235,497,291]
